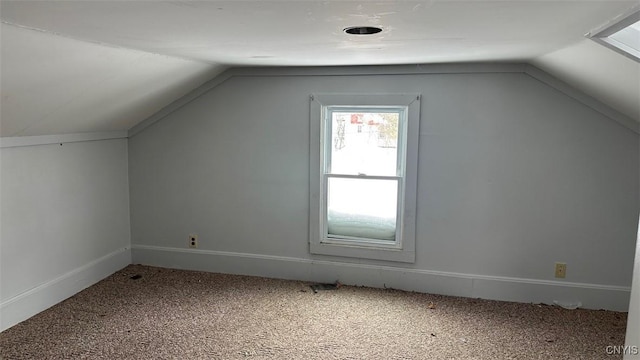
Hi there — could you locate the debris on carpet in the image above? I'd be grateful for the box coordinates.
[310,281,342,293]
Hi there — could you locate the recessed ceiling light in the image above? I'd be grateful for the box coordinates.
[343,26,383,35]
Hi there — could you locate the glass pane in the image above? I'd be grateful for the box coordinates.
[329,111,399,176]
[327,177,398,242]
[609,20,640,52]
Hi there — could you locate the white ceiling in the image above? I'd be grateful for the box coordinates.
[1,23,224,136]
[1,1,639,137]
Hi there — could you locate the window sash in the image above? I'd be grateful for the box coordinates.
[322,174,404,248]
[323,106,408,178]
[321,106,407,247]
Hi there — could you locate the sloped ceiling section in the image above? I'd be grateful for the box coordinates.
[0,23,224,137]
[3,1,636,66]
[0,0,639,138]
[533,39,640,122]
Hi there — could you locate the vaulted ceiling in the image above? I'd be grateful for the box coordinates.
[1,1,638,137]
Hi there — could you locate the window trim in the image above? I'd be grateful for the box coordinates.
[309,93,420,263]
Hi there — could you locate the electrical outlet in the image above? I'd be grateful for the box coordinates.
[555,262,566,278]
[188,234,198,248]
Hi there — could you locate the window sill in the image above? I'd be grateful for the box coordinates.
[310,241,415,263]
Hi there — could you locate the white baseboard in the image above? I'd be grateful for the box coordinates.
[132,245,631,312]
[0,247,131,332]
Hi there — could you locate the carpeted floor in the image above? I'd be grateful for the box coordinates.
[0,265,628,359]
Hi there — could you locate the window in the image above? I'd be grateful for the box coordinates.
[589,8,640,62]
[309,94,420,263]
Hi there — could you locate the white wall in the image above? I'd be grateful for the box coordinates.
[129,67,639,311]
[625,226,640,358]
[0,138,131,331]
[625,165,640,359]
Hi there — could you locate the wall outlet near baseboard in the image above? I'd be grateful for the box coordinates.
[189,234,198,248]
[555,262,566,278]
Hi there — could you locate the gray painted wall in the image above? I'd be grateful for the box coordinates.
[129,69,639,310]
[0,138,131,330]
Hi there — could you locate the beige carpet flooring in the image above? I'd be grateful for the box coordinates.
[0,265,628,359]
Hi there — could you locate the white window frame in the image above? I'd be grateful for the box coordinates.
[309,93,420,263]
[588,7,640,62]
